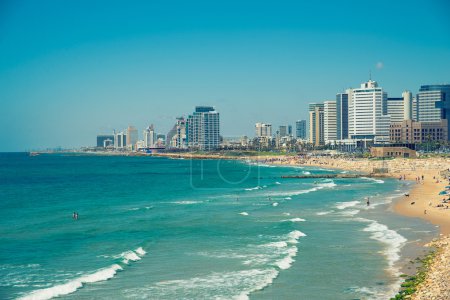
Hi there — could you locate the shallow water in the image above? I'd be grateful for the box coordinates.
[0,154,438,299]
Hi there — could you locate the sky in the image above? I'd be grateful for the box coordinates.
[0,0,449,151]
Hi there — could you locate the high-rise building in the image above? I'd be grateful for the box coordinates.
[417,85,450,122]
[255,123,272,137]
[295,120,307,139]
[348,80,390,142]
[309,103,324,146]
[114,131,127,149]
[126,126,138,149]
[96,135,114,148]
[336,92,349,140]
[412,96,418,121]
[403,91,413,120]
[384,91,413,123]
[417,84,450,139]
[384,97,404,123]
[143,124,157,148]
[324,100,337,144]
[288,125,293,137]
[279,125,288,138]
[167,117,187,149]
[187,106,220,150]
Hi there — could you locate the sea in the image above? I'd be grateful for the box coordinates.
[0,153,439,300]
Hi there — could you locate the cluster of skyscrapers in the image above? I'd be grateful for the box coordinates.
[95,81,449,153]
[308,80,449,149]
[96,106,221,152]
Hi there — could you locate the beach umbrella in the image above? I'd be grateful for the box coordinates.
[439,191,448,195]
[445,185,450,189]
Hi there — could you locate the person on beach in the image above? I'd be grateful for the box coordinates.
[424,209,427,215]
[366,197,370,206]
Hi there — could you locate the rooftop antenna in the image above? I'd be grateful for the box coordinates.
[369,69,372,81]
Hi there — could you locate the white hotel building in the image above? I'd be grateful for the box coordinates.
[348,80,390,143]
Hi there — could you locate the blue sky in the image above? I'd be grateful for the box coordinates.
[1,0,449,151]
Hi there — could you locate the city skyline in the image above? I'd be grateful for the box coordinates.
[1,0,449,151]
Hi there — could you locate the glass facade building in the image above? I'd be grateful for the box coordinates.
[336,93,349,140]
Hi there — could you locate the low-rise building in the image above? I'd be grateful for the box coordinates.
[370,146,417,158]
[390,120,448,144]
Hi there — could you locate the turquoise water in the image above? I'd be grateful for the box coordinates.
[0,153,438,300]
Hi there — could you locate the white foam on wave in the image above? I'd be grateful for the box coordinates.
[316,210,334,216]
[283,212,291,216]
[272,202,279,207]
[284,197,292,200]
[171,200,202,205]
[361,177,385,184]
[282,218,306,222]
[239,212,249,216]
[125,269,279,300]
[121,251,142,264]
[363,221,407,268]
[359,220,407,298]
[275,256,294,270]
[287,230,307,243]
[263,241,288,248]
[245,186,262,191]
[114,247,147,264]
[18,264,123,300]
[275,181,281,185]
[302,171,311,175]
[335,200,360,210]
[135,247,146,256]
[339,209,361,217]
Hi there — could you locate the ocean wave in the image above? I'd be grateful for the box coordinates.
[284,197,292,200]
[124,269,279,300]
[135,247,146,256]
[20,245,147,300]
[275,182,281,185]
[116,247,147,264]
[282,218,306,222]
[171,200,203,205]
[275,246,298,270]
[287,230,307,243]
[302,171,311,175]
[316,210,334,216]
[271,202,279,207]
[335,200,360,210]
[361,177,385,184]
[264,180,336,197]
[18,264,123,300]
[262,241,288,248]
[358,220,407,299]
[245,186,262,191]
[362,221,407,268]
[239,212,249,216]
[339,209,360,217]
